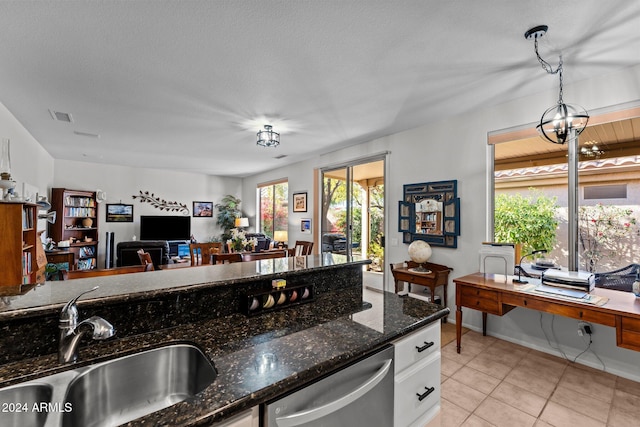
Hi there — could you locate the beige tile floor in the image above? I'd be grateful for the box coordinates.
[361,282,640,427]
[435,330,640,427]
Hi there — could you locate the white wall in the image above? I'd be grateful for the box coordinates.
[0,101,54,200]
[242,64,640,381]
[54,159,242,266]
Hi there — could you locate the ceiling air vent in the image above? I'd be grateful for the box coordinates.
[73,130,100,138]
[49,109,73,123]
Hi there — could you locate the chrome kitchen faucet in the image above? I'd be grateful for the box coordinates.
[58,286,115,364]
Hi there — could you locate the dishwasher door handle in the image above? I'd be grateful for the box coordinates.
[275,358,393,427]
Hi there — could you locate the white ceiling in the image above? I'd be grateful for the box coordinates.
[1,1,639,177]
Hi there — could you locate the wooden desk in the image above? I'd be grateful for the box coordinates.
[454,273,640,354]
[391,261,452,320]
[46,250,75,269]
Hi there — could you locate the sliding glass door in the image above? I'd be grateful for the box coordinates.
[321,158,385,272]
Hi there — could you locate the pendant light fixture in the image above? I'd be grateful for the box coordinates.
[256,125,280,148]
[525,25,589,144]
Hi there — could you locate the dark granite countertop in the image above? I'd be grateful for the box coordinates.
[0,254,365,319]
[0,288,448,426]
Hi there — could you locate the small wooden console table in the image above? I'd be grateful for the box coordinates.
[45,250,75,270]
[391,261,452,320]
[454,273,640,354]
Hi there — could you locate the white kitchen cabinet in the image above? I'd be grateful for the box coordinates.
[393,321,441,427]
[213,406,259,427]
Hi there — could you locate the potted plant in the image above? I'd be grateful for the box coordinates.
[215,195,242,243]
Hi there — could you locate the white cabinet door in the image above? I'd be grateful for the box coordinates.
[394,321,441,427]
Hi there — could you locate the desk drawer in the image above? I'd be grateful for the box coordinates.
[618,317,640,351]
[459,286,500,314]
[502,294,616,326]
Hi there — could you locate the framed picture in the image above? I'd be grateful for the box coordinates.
[106,204,134,222]
[293,192,307,212]
[193,201,213,217]
[301,218,311,233]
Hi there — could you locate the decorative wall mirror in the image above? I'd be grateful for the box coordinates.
[398,180,460,248]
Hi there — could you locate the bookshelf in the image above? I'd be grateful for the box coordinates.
[0,202,46,289]
[49,188,99,270]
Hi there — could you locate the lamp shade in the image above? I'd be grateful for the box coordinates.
[273,230,288,243]
[235,217,249,228]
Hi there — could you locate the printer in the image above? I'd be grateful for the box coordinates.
[541,269,595,292]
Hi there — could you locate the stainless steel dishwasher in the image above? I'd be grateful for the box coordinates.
[264,345,394,427]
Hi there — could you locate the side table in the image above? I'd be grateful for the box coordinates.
[391,261,452,321]
[45,250,75,270]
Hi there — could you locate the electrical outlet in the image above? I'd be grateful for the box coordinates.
[578,321,593,336]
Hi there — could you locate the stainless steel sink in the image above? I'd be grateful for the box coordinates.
[0,343,217,427]
[62,344,217,427]
[0,383,53,427]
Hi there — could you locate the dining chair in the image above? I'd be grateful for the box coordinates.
[137,249,155,271]
[189,242,222,266]
[293,240,314,256]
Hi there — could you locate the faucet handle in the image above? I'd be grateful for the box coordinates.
[60,286,99,323]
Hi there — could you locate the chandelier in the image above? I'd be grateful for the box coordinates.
[580,143,604,158]
[256,125,280,148]
[525,25,589,144]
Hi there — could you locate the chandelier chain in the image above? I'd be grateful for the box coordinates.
[534,38,564,103]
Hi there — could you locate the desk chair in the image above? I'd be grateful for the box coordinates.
[293,240,314,256]
[241,250,287,262]
[189,243,222,266]
[137,249,156,271]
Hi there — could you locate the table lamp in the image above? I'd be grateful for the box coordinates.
[274,230,288,248]
[513,249,547,284]
[234,217,249,229]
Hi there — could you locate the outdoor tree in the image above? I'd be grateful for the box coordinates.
[322,177,347,233]
[259,184,288,238]
[579,204,637,272]
[494,190,558,256]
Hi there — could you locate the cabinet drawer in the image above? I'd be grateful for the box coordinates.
[394,321,440,374]
[617,317,640,351]
[394,352,440,427]
[459,287,500,314]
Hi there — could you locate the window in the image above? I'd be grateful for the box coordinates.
[258,181,288,239]
[584,184,627,200]
[491,115,640,273]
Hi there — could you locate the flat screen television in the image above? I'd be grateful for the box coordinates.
[140,215,191,241]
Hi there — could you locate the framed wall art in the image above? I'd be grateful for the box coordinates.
[293,192,307,212]
[301,218,311,233]
[193,201,213,217]
[106,204,134,222]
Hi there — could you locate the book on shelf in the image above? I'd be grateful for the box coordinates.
[77,258,96,270]
[79,246,95,258]
[22,207,34,229]
[22,251,32,276]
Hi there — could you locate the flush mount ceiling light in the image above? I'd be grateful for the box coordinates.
[525,25,589,144]
[257,125,280,148]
